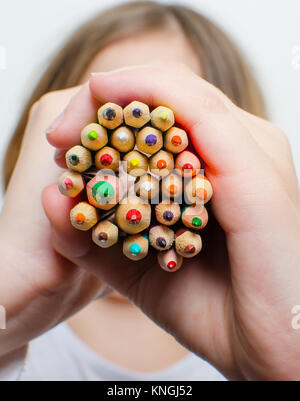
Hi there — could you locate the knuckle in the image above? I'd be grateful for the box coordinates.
[271,125,291,148]
[38,91,59,108]
[152,61,192,82]
[37,86,81,114]
[28,99,40,120]
[199,85,225,112]
[156,60,189,72]
[166,60,190,73]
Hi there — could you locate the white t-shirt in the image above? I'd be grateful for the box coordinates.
[0,323,226,381]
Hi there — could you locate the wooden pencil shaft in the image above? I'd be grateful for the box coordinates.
[81,123,108,151]
[150,106,175,132]
[86,174,122,210]
[181,205,208,230]
[66,145,92,173]
[111,126,135,153]
[115,196,151,234]
[184,175,213,205]
[123,150,149,177]
[149,150,174,177]
[92,220,118,248]
[164,127,189,154]
[175,230,202,258]
[58,170,85,198]
[136,126,163,155]
[161,173,183,199]
[94,146,120,171]
[98,102,123,130]
[70,202,98,231]
[149,225,174,251]
[157,248,183,272]
[155,201,181,226]
[124,101,150,128]
[175,151,201,178]
[123,234,149,261]
[135,174,160,200]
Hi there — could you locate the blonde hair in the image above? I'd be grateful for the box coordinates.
[3,1,266,189]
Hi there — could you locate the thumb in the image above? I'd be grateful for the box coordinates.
[89,62,261,176]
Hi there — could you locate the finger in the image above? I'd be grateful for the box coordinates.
[88,64,296,237]
[89,63,264,176]
[42,185,167,309]
[42,184,115,304]
[54,149,67,169]
[42,184,92,258]
[46,84,99,149]
[42,184,156,278]
[236,110,300,204]
[43,183,232,374]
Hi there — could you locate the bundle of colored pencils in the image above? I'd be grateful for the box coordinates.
[58,101,213,272]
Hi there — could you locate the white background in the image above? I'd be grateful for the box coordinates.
[0,0,299,199]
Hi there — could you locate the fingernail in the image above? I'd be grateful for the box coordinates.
[90,65,145,77]
[90,69,125,77]
[90,71,121,77]
[46,111,65,135]
[54,148,66,162]
[90,72,105,77]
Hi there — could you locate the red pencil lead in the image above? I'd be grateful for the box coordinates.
[167,261,176,270]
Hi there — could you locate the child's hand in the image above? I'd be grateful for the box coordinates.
[0,87,109,356]
[45,62,300,380]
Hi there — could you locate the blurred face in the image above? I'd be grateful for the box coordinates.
[80,27,201,302]
[80,26,202,82]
